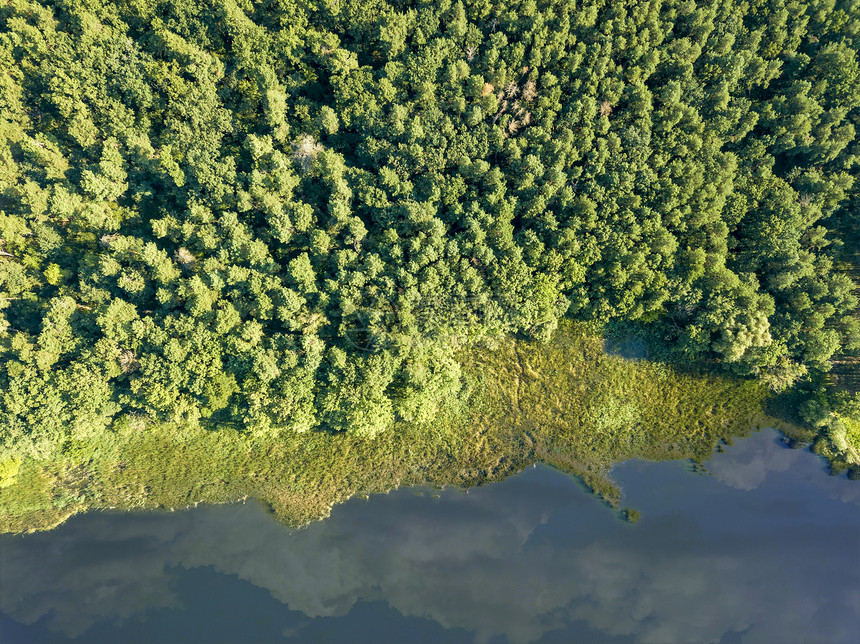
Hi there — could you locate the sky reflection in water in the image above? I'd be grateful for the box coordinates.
[1,428,858,644]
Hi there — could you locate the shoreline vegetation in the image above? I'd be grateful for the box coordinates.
[2,321,784,534]
[1,0,859,532]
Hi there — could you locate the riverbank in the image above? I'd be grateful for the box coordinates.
[0,321,777,533]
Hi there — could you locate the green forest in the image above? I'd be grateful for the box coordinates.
[1,0,859,485]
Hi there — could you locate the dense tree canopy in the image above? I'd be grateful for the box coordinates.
[1,0,858,453]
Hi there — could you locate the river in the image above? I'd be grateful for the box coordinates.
[1,428,858,643]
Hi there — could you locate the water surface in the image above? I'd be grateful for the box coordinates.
[1,429,858,643]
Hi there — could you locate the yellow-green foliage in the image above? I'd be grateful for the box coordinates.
[837,416,860,465]
[846,417,860,449]
[463,322,771,501]
[0,323,772,533]
[0,455,22,488]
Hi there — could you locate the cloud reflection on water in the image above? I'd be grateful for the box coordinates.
[1,429,858,644]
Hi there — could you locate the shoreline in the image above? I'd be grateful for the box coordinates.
[0,322,783,534]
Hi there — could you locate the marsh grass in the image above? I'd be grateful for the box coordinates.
[464,321,772,503]
[1,321,776,533]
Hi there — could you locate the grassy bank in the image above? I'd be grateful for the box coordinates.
[0,322,775,533]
